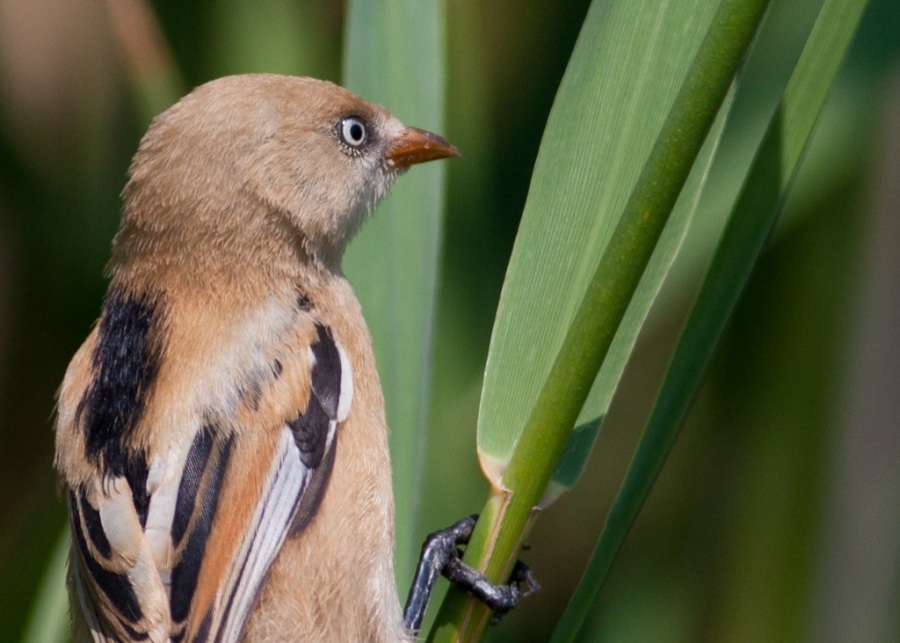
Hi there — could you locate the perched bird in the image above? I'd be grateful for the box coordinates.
[54,74,461,642]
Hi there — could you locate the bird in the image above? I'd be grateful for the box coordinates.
[54,73,462,642]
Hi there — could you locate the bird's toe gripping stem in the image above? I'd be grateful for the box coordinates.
[403,515,540,634]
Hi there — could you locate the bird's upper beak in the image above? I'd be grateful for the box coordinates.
[385,127,460,168]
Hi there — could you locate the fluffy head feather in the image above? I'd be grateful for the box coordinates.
[113,74,456,275]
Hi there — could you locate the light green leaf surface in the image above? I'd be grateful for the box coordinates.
[342,0,448,589]
[476,0,720,478]
[550,0,871,639]
[432,0,771,639]
[546,86,735,503]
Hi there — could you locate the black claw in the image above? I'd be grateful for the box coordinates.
[403,514,539,635]
[488,560,541,625]
[512,559,541,598]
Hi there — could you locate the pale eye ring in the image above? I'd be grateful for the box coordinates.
[339,116,367,148]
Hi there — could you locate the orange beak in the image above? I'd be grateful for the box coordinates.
[385,127,460,168]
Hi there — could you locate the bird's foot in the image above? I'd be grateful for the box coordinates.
[403,515,540,634]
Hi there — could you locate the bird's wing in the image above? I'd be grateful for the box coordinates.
[177,322,353,642]
[58,321,172,643]
[59,316,353,643]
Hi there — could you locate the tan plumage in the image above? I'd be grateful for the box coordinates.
[54,74,458,642]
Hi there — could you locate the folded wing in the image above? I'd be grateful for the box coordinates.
[62,319,352,643]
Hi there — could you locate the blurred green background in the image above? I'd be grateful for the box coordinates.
[1,1,898,641]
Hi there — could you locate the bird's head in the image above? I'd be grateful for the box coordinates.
[116,74,458,272]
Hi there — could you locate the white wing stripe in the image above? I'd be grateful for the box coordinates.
[214,428,308,640]
[336,344,353,423]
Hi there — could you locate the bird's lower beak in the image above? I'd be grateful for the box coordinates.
[385,127,460,168]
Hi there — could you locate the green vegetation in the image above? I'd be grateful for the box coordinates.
[0,1,895,641]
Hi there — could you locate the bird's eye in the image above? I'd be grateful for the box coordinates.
[339,116,367,148]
